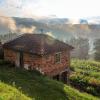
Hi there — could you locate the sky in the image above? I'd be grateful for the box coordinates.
[0,0,100,19]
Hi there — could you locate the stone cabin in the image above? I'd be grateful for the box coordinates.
[3,34,73,83]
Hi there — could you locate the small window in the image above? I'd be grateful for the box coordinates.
[55,52,61,63]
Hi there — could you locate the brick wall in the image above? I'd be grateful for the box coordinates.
[41,51,70,76]
[4,49,70,76]
[4,49,16,63]
[23,53,42,70]
[4,49,42,69]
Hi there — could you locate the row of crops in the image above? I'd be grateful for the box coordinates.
[70,59,100,97]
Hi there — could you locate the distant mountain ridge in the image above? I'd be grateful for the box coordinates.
[14,17,100,39]
[0,16,100,41]
[26,16,100,24]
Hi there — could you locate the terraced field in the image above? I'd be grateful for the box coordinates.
[70,59,100,97]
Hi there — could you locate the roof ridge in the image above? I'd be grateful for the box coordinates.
[3,33,74,55]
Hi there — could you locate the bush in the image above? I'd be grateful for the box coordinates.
[86,86,95,94]
[86,86,100,97]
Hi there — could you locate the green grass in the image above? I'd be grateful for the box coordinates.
[0,59,99,100]
[0,82,31,100]
[70,59,100,97]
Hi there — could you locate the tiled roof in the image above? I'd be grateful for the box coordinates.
[3,33,73,55]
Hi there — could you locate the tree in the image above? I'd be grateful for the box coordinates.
[94,39,100,61]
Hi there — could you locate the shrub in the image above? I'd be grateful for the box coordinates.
[88,78,100,87]
[86,86,95,94]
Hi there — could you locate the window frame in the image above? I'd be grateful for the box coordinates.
[55,52,61,63]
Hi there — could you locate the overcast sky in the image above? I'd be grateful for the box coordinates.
[0,0,100,18]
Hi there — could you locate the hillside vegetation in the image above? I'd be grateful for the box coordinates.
[70,59,100,97]
[0,82,31,100]
[0,60,99,100]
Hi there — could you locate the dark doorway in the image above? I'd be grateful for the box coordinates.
[53,75,59,81]
[61,72,67,83]
[19,52,23,67]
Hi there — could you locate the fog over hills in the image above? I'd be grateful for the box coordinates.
[0,16,100,41]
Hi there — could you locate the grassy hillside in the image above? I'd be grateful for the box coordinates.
[0,60,99,100]
[70,59,100,97]
[0,82,31,100]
